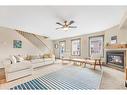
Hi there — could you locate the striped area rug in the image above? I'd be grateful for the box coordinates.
[10,66,103,90]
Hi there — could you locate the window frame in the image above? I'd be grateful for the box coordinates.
[71,38,81,56]
[89,35,104,57]
[59,40,66,58]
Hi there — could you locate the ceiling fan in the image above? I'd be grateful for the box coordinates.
[56,20,77,31]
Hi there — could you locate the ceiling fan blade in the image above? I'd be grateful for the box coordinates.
[56,22,64,26]
[56,27,63,30]
[68,20,75,25]
[69,26,77,28]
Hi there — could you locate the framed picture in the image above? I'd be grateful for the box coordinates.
[89,35,104,57]
[111,36,117,44]
[13,40,22,48]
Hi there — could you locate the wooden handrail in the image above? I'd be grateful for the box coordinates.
[16,29,51,52]
[32,34,50,51]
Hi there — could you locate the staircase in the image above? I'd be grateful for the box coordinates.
[16,30,51,53]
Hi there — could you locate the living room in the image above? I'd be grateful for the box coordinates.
[0,6,127,91]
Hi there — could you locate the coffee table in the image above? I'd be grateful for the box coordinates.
[61,58,86,67]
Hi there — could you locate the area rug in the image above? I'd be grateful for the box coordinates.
[10,66,103,90]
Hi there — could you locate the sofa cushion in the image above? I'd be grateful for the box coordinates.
[31,59,44,64]
[44,58,52,61]
[43,55,49,58]
[43,54,52,58]
[45,60,54,64]
[6,61,32,73]
[31,55,41,60]
[14,55,24,62]
[32,62,45,68]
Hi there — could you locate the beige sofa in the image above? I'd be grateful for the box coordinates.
[3,54,55,82]
[3,58,32,82]
[30,54,55,69]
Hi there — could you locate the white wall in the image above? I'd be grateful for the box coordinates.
[0,27,43,67]
[105,25,127,44]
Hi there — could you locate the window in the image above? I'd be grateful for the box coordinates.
[89,35,104,57]
[59,41,66,58]
[71,39,81,56]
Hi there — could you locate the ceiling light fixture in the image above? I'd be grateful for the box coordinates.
[63,27,69,31]
[56,20,77,31]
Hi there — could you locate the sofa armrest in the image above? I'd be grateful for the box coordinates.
[3,58,12,68]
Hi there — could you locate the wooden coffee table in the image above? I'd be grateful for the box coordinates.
[61,58,102,70]
[61,58,86,67]
[71,58,86,67]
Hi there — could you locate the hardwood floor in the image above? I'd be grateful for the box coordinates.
[100,66,126,89]
[0,68,5,84]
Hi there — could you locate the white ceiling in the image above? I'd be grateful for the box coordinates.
[0,6,127,40]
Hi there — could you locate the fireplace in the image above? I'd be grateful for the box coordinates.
[106,51,125,69]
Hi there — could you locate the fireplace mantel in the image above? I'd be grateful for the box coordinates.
[105,48,127,51]
[105,44,127,49]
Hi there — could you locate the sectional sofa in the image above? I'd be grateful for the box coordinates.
[3,54,55,82]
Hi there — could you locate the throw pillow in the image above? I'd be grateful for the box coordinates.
[43,54,51,58]
[15,55,24,62]
[39,55,44,59]
[9,55,17,64]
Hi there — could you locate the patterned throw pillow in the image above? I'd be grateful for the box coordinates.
[43,54,52,58]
